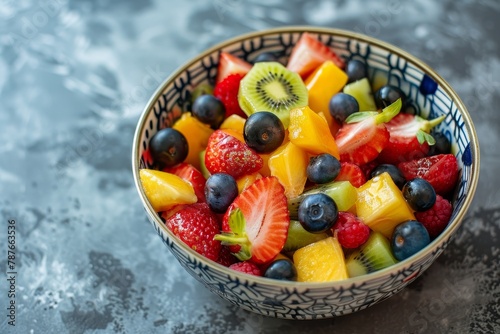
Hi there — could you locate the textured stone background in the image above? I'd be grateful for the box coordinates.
[1,0,499,333]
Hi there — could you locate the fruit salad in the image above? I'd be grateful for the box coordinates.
[139,32,459,282]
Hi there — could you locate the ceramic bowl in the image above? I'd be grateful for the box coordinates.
[132,27,480,319]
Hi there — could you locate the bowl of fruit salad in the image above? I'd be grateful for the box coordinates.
[132,27,479,319]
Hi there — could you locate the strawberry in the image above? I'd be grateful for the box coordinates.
[335,99,402,165]
[414,195,453,238]
[287,32,345,78]
[164,162,206,202]
[142,148,154,167]
[229,261,263,276]
[215,176,290,264]
[164,203,221,261]
[216,52,252,84]
[332,212,370,249]
[398,154,459,195]
[335,162,366,187]
[213,73,247,119]
[205,129,263,179]
[377,113,445,165]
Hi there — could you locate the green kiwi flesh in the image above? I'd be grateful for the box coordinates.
[283,220,328,252]
[238,62,308,128]
[346,232,398,277]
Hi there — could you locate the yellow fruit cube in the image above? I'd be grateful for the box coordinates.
[236,172,262,193]
[305,60,348,134]
[293,237,348,283]
[268,141,309,199]
[356,172,416,238]
[139,169,197,212]
[220,114,246,135]
[288,106,340,158]
[173,112,213,170]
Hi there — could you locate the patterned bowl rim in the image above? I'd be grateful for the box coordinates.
[132,26,480,288]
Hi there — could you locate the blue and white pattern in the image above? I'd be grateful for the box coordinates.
[134,28,479,319]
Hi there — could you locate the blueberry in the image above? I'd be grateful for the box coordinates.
[370,164,406,189]
[374,85,407,109]
[244,111,285,153]
[391,220,430,261]
[298,193,338,233]
[264,259,297,281]
[402,178,436,212]
[329,93,359,124]
[254,52,280,63]
[192,94,225,129]
[428,132,451,156]
[205,173,238,213]
[346,59,367,83]
[149,128,188,167]
[307,154,341,184]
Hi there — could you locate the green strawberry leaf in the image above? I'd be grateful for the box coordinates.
[375,98,402,125]
[416,130,436,145]
[345,98,402,125]
[345,111,378,124]
[213,208,251,261]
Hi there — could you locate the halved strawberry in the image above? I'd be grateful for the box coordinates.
[215,176,290,264]
[213,73,247,118]
[335,99,402,165]
[164,162,206,203]
[204,129,263,179]
[286,32,345,79]
[377,113,445,165]
[398,153,459,195]
[216,52,252,84]
[335,162,367,188]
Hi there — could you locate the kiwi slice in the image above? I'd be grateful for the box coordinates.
[346,232,398,277]
[343,77,377,111]
[288,181,357,220]
[283,220,329,252]
[238,62,308,128]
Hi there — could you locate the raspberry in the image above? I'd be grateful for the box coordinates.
[414,195,452,238]
[216,246,239,267]
[214,73,246,119]
[229,261,262,276]
[333,212,370,248]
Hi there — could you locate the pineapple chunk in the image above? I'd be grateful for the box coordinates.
[293,237,348,283]
[139,169,197,212]
[356,172,416,238]
[268,141,309,199]
[288,106,340,158]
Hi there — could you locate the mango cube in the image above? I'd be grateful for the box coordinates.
[356,172,416,238]
[139,169,197,212]
[305,60,347,134]
[173,112,213,170]
[268,141,309,199]
[288,106,340,158]
[293,237,348,283]
[220,114,246,134]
